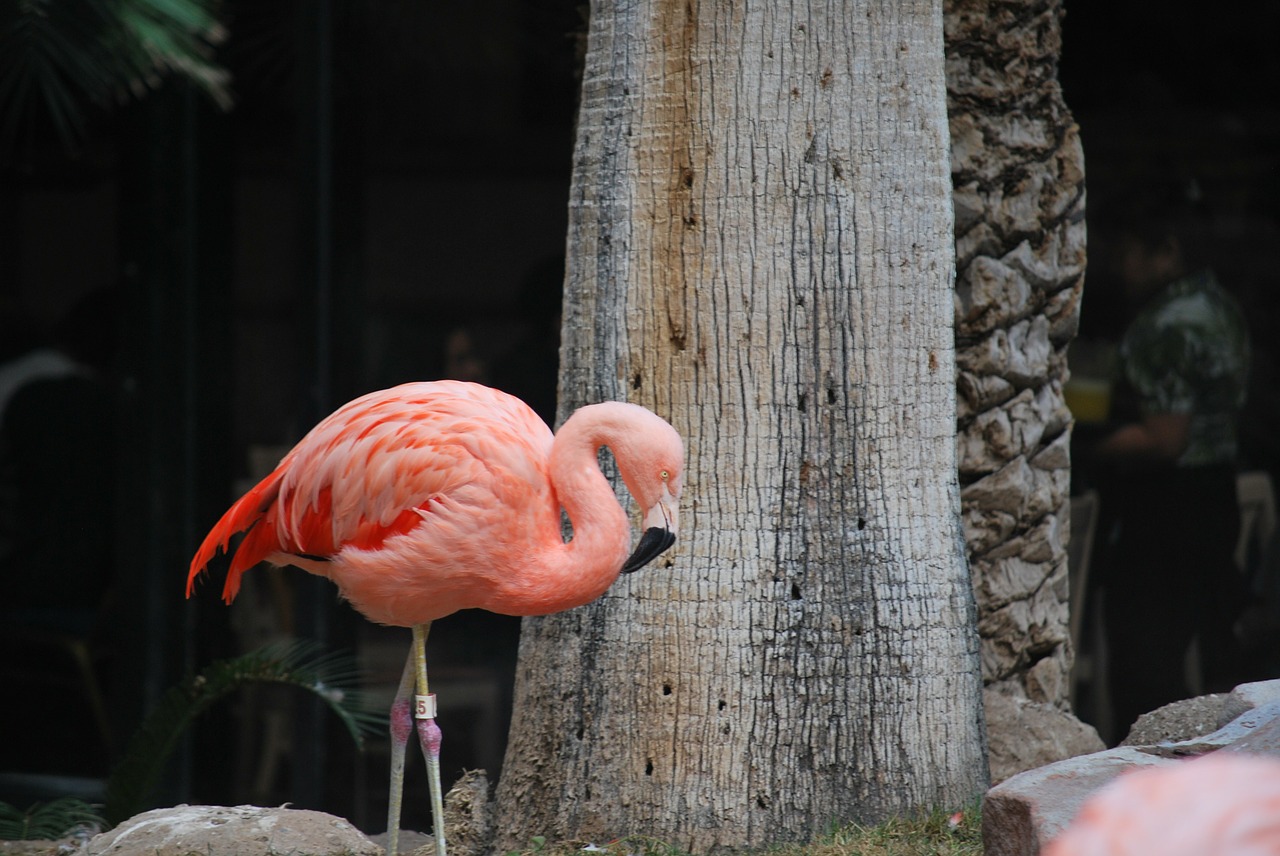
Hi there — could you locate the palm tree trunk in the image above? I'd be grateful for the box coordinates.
[495,1,987,849]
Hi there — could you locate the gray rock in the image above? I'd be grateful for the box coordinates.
[82,804,380,856]
[983,748,1173,856]
[985,691,1106,785]
[983,680,1280,855]
[1227,679,1280,713]
[1219,715,1280,758]
[1140,700,1280,758]
[1120,693,1230,747]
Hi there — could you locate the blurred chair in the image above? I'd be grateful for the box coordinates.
[1068,489,1107,732]
[1068,490,1100,656]
[1233,470,1278,656]
[1235,471,1276,580]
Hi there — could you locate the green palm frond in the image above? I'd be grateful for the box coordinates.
[103,640,385,826]
[113,0,231,106]
[0,797,103,841]
[0,0,231,155]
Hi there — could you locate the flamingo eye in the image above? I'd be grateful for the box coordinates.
[660,470,670,481]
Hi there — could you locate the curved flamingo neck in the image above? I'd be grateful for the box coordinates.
[543,404,634,603]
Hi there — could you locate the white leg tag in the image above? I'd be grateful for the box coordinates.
[414,693,437,719]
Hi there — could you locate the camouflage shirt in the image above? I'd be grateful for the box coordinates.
[1118,269,1250,467]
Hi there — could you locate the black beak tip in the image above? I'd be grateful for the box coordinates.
[621,527,677,574]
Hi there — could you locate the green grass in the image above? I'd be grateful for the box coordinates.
[781,808,983,856]
[504,806,983,856]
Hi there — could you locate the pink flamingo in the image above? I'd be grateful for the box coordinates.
[187,380,684,856]
[1044,754,1280,855]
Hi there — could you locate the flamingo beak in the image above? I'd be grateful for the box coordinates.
[622,490,679,574]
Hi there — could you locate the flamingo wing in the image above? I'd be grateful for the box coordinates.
[187,381,555,604]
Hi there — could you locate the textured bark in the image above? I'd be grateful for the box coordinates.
[944,0,1099,779]
[494,1,986,850]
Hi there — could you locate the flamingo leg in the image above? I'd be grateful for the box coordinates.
[412,621,447,856]
[385,649,416,856]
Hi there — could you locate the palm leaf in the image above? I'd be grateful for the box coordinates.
[0,0,231,156]
[102,640,385,826]
[0,797,104,841]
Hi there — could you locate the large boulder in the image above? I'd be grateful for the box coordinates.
[1118,693,1234,747]
[983,680,1280,855]
[985,690,1105,784]
[81,805,379,856]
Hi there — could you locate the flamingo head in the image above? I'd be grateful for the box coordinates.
[611,405,684,573]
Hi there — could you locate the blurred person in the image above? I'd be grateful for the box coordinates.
[1088,179,1251,739]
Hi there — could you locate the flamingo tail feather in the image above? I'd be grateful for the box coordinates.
[187,472,284,603]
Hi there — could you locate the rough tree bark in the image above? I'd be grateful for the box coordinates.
[495,1,987,849]
[944,0,1102,782]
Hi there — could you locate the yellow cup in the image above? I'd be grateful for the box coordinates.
[1064,378,1112,424]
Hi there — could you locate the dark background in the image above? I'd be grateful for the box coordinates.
[1,0,1277,834]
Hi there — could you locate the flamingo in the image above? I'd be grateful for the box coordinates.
[1043,754,1280,855]
[187,380,684,856]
